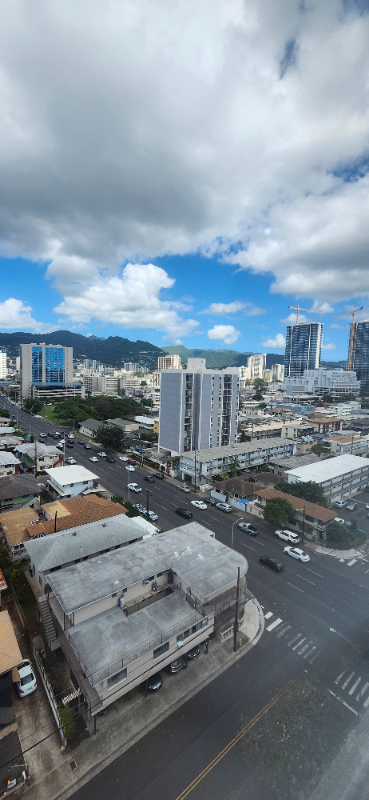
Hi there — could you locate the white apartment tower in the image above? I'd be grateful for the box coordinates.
[159,358,239,455]
[0,352,7,380]
[158,354,181,371]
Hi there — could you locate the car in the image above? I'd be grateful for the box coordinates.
[334,500,347,509]
[176,508,193,519]
[153,472,165,479]
[133,503,146,513]
[146,510,158,521]
[119,456,129,461]
[84,444,91,450]
[126,465,135,472]
[77,440,85,445]
[334,517,345,524]
[191,500,207,510]
[144,475,155,482]
[128,483,142,492]
[66,442,74,448]
[203,497,217,506]
[259,555,284,573]
[186,645,200,661]
[56,443,63,451]
[147,672,163,692]
[16,659,37,697]
[216,503,232,513]
[238,522,258,536]
[65,457,76,465]
[283,546,310,563]
[98,451,107,458]
[346,502,358,512]
[366,504,369,510]
[39,432,47,438]
[166,658,183,674]
[106,457,115,463]
[90,456,99,462]
[178,485,191,493]
[274,529,300,544]
[128,459,137,466]
[52,433,59,440]
[53,431,60,436]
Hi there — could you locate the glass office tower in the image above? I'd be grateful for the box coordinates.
[20,343,73,398]
[352,320,369,393]
[284,323,323,378]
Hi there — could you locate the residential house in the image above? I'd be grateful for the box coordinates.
[0,452,21,477]
[180,439,296,486]
[322,433,369,457]
[0,507,40,559]
[40,495,127,533]
[253,487,336,542]
[0,427,15,437]
[15,443,62,472]
[307,416,344,434]
[0,474,41,511]
[79,419,102,437]
[44,465,99,499]
[0,611,23,732]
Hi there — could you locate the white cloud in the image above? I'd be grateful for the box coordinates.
[52,261,199,341]
[0,298,47,332]
[0,1,368,310]
[207,325,241,345]
[202,301,246,315]
[281,312,310,325]
[262,333,286,349]
[321,342,336,350]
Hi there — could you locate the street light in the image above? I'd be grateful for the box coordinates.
[296,505,306,544]
[193,451,199,494]
[231,518,243,550]
[146,489,153,517]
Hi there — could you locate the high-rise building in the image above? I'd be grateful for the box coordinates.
[20,343,74,399]
[158,354,181,371]
[159,358,239,454]
[284,323,323,378]
[0,352,7,380]
[352,320,369,393]
[123,362,140,373]
[272,363,285,382]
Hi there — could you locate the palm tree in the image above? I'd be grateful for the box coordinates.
[228,455,241,477]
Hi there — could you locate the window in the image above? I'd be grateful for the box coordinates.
[153,642,169,659]
[107,667,127,688]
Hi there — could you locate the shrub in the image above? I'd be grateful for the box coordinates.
[58,707,76,741]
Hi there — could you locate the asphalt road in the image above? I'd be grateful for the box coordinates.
[4,398,369,798]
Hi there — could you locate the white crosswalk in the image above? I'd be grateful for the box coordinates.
[332,669,369,714]
[263,611,320,663]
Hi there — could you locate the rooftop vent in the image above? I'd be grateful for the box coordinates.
[72,532,76,536]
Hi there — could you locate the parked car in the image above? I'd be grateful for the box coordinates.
[203,497,217,506]
[238,522,258,536]
[346,502,358,512]
[90,456,99,462]
[98,451,107,458]
[191,500,207,510]
[334,500,347,509]
[84,444,91,450]
[39,432,47,438]
[16,659,37,697]
[274,529,300,544]
[334,517,345,524]
[126,465,135,472]
[65,457,76,465]
[128,483,142,493]
[128,459,137,466]
[77,439,85,445]
[216,503,232,513]
[176,508,193,519]
[178,485,191,493]
[106,457,115,463]
[283,546,310,563]
[186,645,200,661]
[146,510,158,522]
[144,476,155,483]
[147,672,163,692]
[259,556,284,573]
[119,455,129,462]
[133,503,146,513]
[154,472,165,479]
[166,659,183,674]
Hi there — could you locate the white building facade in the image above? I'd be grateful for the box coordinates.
[283,368,360,399]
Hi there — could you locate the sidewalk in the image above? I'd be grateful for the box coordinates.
[302,539,369,561]
[21,595,264,800]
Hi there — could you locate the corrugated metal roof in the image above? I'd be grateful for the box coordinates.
[0,611,22,675]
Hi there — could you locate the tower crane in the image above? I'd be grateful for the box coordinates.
[288,305,323,324]
[332,306,363,371]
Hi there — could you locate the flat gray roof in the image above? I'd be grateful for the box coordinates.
[181,438,293,462]
[287,454,369,483]
[47,523,248,613]
[24,515,143,572]
[44,465,98,485]
[270,454,323,470]
[66,592,203,682]
[0,452,20,465]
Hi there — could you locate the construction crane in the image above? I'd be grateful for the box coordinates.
[288,305,323,324]
[332,306,363,371]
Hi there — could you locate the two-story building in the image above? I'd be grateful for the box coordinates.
[252,487,336,542]
[15,443,62,472]
[180,439,296,486]
[285,454,369,502]
[0,452,21,477]
[44,465,99,499]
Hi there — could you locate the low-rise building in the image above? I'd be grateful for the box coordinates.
[283,368,360,399]
[0,452,21,477]
[307,416,344,434]
[79,418,102,437]
[0,507,40,559]
[252,487,336,542]
[180,438,296,485]
[269,453,324,479]
[15,443,61,472]
[285,454,369,502]
[0,474,40,511]
[0,610,23,730]
[106,418,139,432]
[134,415,157,431]
[44,465,99,499]
[321,433,369,457]
[0,427,15,437]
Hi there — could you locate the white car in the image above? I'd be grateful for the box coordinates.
[334,500,347,509]
[128,483,142,493]
[126,465,135,472]
[334,517,345,524]
[119,456,129,461]
[133,503,146,513]
[97,451,107,458]
[39,432,47,438]
[191,500,207,510]
[89,456,99,462]
[216,503,233,513]
[283,546,310,563]
[16,659,37,698]
[65,457,76,465]
[178,485,191,493]
[147,510,159,521]
[275,529,300,544]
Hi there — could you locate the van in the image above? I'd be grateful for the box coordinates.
[274,529,300,544]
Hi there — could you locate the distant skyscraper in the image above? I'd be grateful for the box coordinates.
[352,320,369,392]
[284,323,323,378]
[20,343,74,399]
[158,354,181,371]
[0,352,7,380]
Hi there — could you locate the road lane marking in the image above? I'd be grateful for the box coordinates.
[328,690,359,716]
[286,581,304,592]
[296,574,315,586]
[356,681,369,701]
[264,612,273,619]
[292,637,306,651]
[304,646,316,659]
[347,559,357,567]
[276,625,292,639]
[335,670,346,685]
[173,680,296,800]
[266,618,283,632]
[363,694,369,709]
[305,568,323,578]
[348,677,361,696]
[341,672,355,690]
[298,642,311,656]
[288,633,302,647]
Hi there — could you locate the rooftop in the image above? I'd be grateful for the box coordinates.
[44,465,98,486]
[16,443,60,458]
[0,611,22,675]
[40,495,126,534]
[25,514,143,572]
[253,487,336,523]
[307,416,344,424]
[0,473,40,501]
[0,507,39,545]
[47,522,248,614]
[270,454,324,470]
[216,478,259,496]
[286,454,369,483]
[66,592,204,684]
[0,452,21,466]
[80,418,101,430]
[0,427,15,435]
[182,438,294,462]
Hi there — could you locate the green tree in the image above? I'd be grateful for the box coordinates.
[263,497,294,527]
[310,443,329,456]
[240,430,250,443]
[111,496,139,517]
[23,398,43,414]
[93,425,123,451]
[253,393,264,401]
[274,480,327,507]
[326,520,365,549]
[258,402,267,409]
[253,378,267,388]
[58,707,76,741]
[0,408,9,418]
[228,455,241,477]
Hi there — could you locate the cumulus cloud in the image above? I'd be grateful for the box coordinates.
[53,261,199,341]
[207,325,241,345]
[201,301,265,316]
[262,333,286,349]
[321,342,336,350]
[0,298,47,332]
[0,0,368,316]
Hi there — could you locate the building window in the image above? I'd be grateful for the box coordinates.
[153,642,169,659]
[107,668,127,688]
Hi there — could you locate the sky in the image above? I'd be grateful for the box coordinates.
[0,0,369,360]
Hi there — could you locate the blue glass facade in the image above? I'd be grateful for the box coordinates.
[31,345,65,385]
[31,346,43,384]
[284,323,323,377]
[352,321,369,393]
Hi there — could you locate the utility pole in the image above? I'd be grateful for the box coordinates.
[34,438,37,477]
[233,567,241,653]
[146,489,152,516]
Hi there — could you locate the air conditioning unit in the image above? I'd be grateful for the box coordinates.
[151,581,158,592]
[143,579,149,585]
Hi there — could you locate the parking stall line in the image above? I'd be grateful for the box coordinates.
[276,625,292,639]
[347,559,357,567]
[335,670,347,685]
[348,677,361,696]
[288,633,302,647]
[292,637,306,651]
[304,646,316,660]
[298,642,312,656]
[356,682,369,702]
[341,672,355,691]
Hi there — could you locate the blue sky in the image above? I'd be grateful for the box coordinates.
[0,1,368,360]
